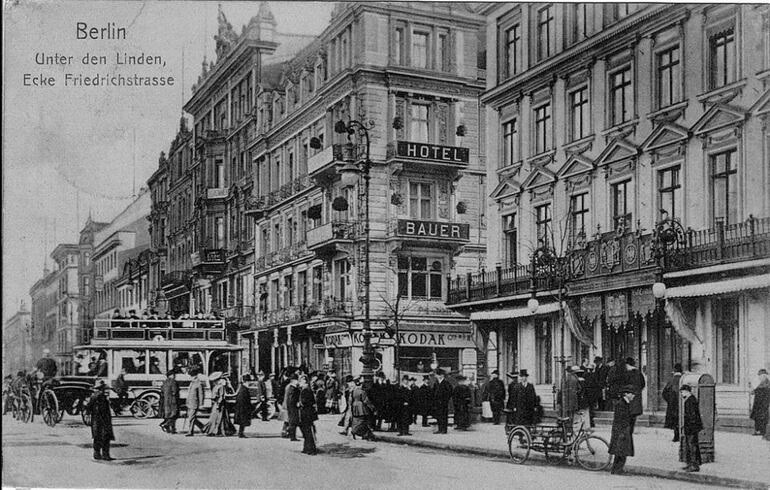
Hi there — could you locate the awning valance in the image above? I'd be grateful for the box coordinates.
[470,302,560,321]
[665,274,770,299]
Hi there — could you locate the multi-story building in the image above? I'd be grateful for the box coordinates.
[451,3,770,415]
[3,304,32,376]
[241,2,487,379]
[29,267,57,365]
[93,191,151,318]
[50,243,81,374]
[77,217,109,348]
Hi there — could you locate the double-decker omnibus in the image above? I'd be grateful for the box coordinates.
[74,318,243,414]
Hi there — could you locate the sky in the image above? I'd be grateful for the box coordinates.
[2,1,333,324]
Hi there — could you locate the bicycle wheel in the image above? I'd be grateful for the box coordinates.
[41,390,59,427]
[19,394,33,423]
[507,426,531,464]
[130,399,151,419]
[575,434,611,471]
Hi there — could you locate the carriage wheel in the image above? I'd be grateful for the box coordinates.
[507,426,531,464]
[575,435,611,471]
[41,390,59,427]
[19,394,33,423]
[140,393,160,418]
[130,399,151,419]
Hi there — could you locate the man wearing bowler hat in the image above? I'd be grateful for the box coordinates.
[482,370,506,425]
[432,369,452,434]
[609,385,636,475]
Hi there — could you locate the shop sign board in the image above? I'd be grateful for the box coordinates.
[396,219,470,240]
[396,141,469,164]
[323,331,475,349]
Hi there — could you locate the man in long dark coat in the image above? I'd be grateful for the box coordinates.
[512,370,538,425]
[185,369,206,436]
[159,371,179,433]
[395,375,413,436]
[432,369,453,434]
[233,375,253,438]
[624,358,645,434]
[369,372,386,431]
[680,384,703,472]
[593,356,610,410]
[298,375,318,454]
[253,372,269,421]
[284,374,300,441]
[85,379,115,461]
[750,368,770,436]
[452,376,472,431]
[505,372,519,424]
[412,375,431,427]
[662,363,683,441]
[609,386,636,475]
[482,370,506,425]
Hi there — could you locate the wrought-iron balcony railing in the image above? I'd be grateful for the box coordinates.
[191,248,226,267]
[252,299,353,330]
[664,215,770,271]
[92,318,226,342]
[306,221,357,250]
[447,264,534,305]
[161,270,189,286]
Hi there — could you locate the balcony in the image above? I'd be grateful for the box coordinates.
[92,318,226,342]
[161,270,189,287]
[306,221,357,253]
[265,175,312,209]
[253,305,302,330]
[448,265,533,306]
[207,187,228,199]
[221,305,255,329]
[665,216,770,271]
[389,219,470,245]
[190,248,226,275]
[386,140,469,168]
[307,144,344,179]
[252,299,353,330]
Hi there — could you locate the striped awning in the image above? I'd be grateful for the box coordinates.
[665,273,770,299]
[470,302,560,321]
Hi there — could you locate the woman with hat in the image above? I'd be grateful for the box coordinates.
[204,372,235,436]
[85,379,114,461]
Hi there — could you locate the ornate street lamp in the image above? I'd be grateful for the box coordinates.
[334,118,376,390]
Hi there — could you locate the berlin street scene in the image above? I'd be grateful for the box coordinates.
[3,2,770,489]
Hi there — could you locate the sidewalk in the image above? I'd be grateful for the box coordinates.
[315,415,769,489]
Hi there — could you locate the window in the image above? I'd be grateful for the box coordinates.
[573,4,589,42]
[505,24,521,78]
[283,275,294,307]
[658,166,681,219]
[611,180,632,231]
[397,257,443,300]
[334,259,350,301]
[410,104,430,142]
[412,31,429,69]
[261,227,270,257]
[535,203,552,246]
[656,46,681,108]
[714,298,739,384]
[409,182,434,219]
[709,28,735,90]
[502,213,517,268]
[502,119,519,167]
[394,27,405,64]
[215,160,225,188]
[570,193,589,240]
[312,266,323,303]
[215,217,225,249]
[535,318,552,384]
[605,3,630,25]
[537,6,554,61]
[534,103,551,154]
[711,149,738,225]
[569,87,590,141]
[609,67,633,126]
[297,271,307,307]
[273,222,282,251]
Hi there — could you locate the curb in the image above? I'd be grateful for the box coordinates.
[373,433,768,489]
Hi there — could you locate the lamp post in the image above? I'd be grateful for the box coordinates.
[529,241,571,418]
[333,119,376,390]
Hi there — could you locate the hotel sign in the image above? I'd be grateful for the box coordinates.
[396,141,469,164]
[397,219,470,241]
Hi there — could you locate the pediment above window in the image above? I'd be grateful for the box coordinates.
[557,154,594,180]
[522,165,556,192]
[594,137,639,168]
[750,89,770,118]
[690,103,746,138]
[641,122,690,153]
[490,177,522,201]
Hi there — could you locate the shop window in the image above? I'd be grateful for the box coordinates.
[714,298,739,384]
[397,347,459,374]
[710,149,737,226]
[535,318,552,384]
[611,179,632,231]
[397,257,443,300]
[658,166,681,219]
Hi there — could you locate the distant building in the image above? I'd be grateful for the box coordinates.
[50,243,81,373]
[29,267,58,370]
[76,217,109,352]
[3,304,31,376]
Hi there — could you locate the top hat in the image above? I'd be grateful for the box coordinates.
[435,368,446,376]
[673,363,683,373]
[758,368,768,375]
[519,369,529,377]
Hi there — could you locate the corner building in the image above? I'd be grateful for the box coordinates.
[451,3,770,416]
[243,2,486,379]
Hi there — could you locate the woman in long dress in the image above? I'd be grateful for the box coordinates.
[205,373,235,436]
